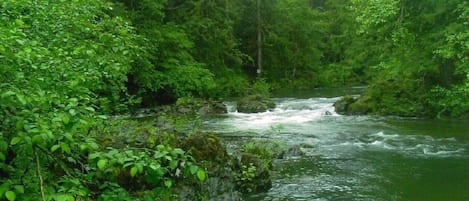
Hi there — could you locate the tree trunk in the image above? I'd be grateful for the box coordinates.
[256,0,262,75]
[398,0,405,24]
[439,59,454,88]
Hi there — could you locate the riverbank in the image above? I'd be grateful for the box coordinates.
[91,97,285,200]
[201,96,469,201]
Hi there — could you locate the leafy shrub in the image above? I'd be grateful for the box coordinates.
[251,78,272,97]
[0,0,206,200]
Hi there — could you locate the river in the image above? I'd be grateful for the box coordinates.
[201,90,469,201]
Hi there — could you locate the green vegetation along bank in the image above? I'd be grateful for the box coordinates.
[1,0,468,200]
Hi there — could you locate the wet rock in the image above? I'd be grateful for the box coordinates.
[180,133,229,164]
[348,95,371,115]
[237,94,276,113]
[198,101,227,116]
[177,106,192,114]
[178,170,243,201]
[278,145,306,159]
[179,133,243,200]
[237,153,272,193]
[175,98,227,116]
[132,98,227,118]
[333,95,370,115]
[333,96,356,115]
[232,140,284,193]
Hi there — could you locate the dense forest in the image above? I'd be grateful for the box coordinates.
[0,0,468,200]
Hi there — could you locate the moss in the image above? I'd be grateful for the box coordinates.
[180,133,230,166]
[91,119,179,149]
[348,95,371,115]
[233,139,285,194]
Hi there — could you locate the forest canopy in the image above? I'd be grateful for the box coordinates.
[0,0,468,200]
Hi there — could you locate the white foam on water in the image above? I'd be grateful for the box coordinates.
[359,131,468,157]
[423,148,465,156]
[225,97,339,131]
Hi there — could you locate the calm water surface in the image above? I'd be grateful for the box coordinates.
[202,89,469,201]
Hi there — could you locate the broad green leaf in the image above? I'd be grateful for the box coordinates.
[197,169,206,181]
[31,135,44,146]
[171,148,184,155]
[16,94,27,105]
[10,137,21,145]
[60,143,71,154]
[79,144,88,152]
[149,163,161,170]
[0,183,8,195]
[64,133,73,142]
[62,115,70,124]
[0,140,7,152]
[0,153,5,162]
[15,19,24,26]
[164,179,172,188]
[189,165,198,175]
[55,194,74,201]
[130,166,138,177]
[97,115,107,119]
[169,160,178,169]
[69,109,76,116]
[1,91,15,98]
[97,159,107,170]
[136,163,144,173]
[51,144,61,152]
[5,191,16,201]
[13,186,24,194]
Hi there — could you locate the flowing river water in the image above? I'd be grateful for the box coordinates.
[201,90,469,201]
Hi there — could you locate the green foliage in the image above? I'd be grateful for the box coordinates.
[165,65,216,98]
[430,85,469,118]
[233,139,282,193]
[2,0,468,198]
[349,0,469,118]
[235,163,257,193]
[251,78,272,97]
[352,0,400,34]
[212,73,250,98]
[0,0,136,198]
[240,140,285,171]
[112,0,245,100]
[87,145,205,190]
[0,0,207,200]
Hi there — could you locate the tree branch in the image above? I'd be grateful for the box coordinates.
[33,147,46,201]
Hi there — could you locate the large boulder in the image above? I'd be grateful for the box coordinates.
[237,94,276,113]
[175,98,227,116]
[179,133,243,201]
[233,139,284,194]
[333,95,370,115]
[197,101,227,116]
[333,96,356,115]
[236,153,272,193]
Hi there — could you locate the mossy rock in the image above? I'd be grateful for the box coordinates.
[93,119,178,149]
[235,153,272,194]
[348,95,371,115]
[180,133,231,168]
[179,133,244,200]
[237,94,276,113]
[233,140,283,194]
[333,95,356,115]
[197,100,227,116]
[175,98,227,116]
[334,95,370,115]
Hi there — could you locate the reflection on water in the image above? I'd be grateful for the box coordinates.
[202,96,469,201]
